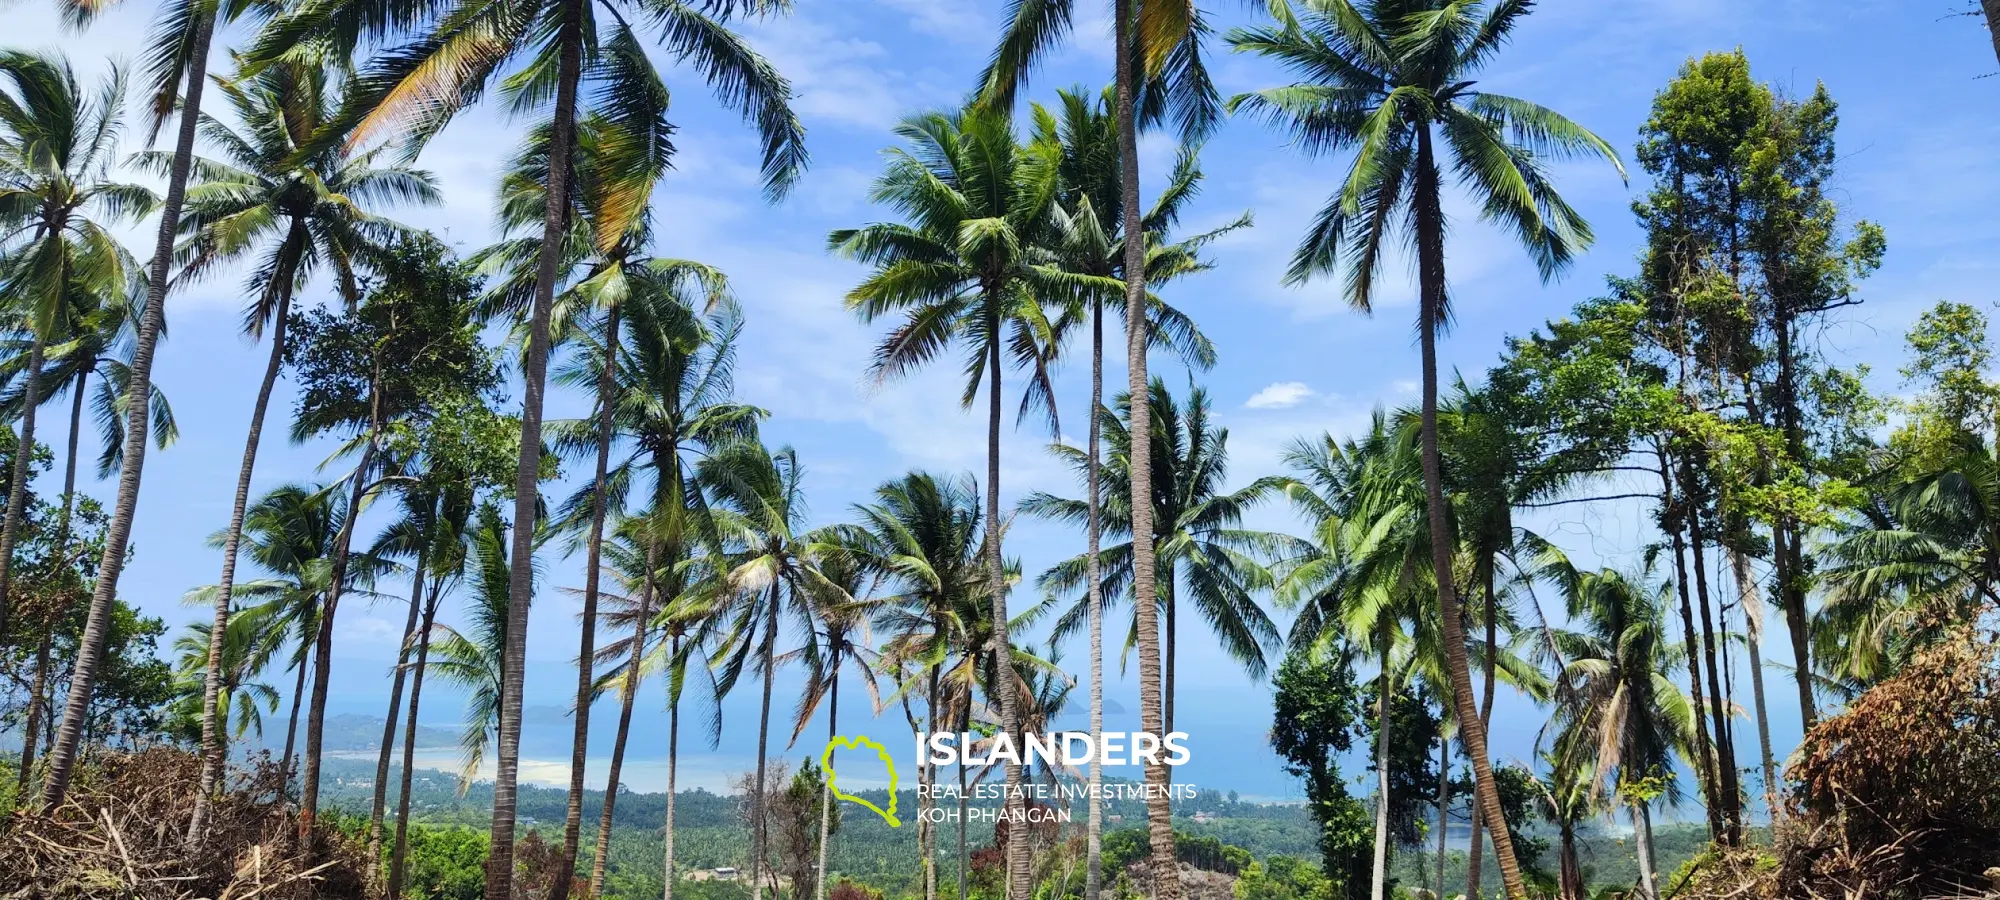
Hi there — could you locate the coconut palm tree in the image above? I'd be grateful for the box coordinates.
[166,616,281,748]
[1526,548,1696,900]
[1024,379,1287,732]
[425,503,527,790]
[982,10,1223,896]
[0,51,154,639]
[248,1,804,884]
[831,108,1071,888]
[841,470,991,900]
[387,480,479,899]
[39,0,255,814]
[695,440,847,900]
[1524,753,1593,900]
[785,547,881,900]
[165,55,439,848]
[1227,4,1622,893]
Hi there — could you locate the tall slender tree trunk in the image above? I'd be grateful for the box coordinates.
[16,373,86,798]
[281,642,310,794]
[1658,453,1722,841]
[1434,737,1449,900]
[922,659,941,900]
[1466,567,1499,895]
[815,670,838,900]
[1370,644,1390,900]
[488,4,581,896]
[1556,829,1581,900]
[957,688,970,900]
[981,290,1031,900]
[40,0,214,814]
[1770,317,1816,731]
[1632,802,1658,900]
[1412,129,1524,899]
[662,630,682,900]
[1163,576,1176,735]
[1729,543,1777,816]
[1113,6,1174,898]
[389,577,442,899]
[555,302,623,900]
[368,543,429,877]
[0,335,48,634]
[750,586,779,900]
[1084,295,1106,900]
[1682,489,1741,845]
[1982,0,2000,66]
[590,553,653,897]
[299,431,379,843]
[16,631,52,796]
[190,276,295,851]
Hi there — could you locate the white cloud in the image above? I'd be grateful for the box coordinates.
[1245,381,1315,409]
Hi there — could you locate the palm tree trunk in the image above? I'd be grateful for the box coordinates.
[923,667,940,900]
[190,283,295,851]
[591,551,653,897]
[299,434,378,843]
[957,685,971,900]
[0,334,49,634]
[40,0,214,814]
[389,576,442,900]
[1557,828,1581,900]
[662,630,682,900]
[1982,0,2000,65]
[1113,7,1173,898]
[1729,543,1778,817]
[14,373,82,799]
[1434,737,1449,900]
[1682,484,1741,845]
[555,301,622,900]
[487,4,581,896]
[1412,127,1524,899]
[368,543,429,877]
[1163,573,1176,735]
[815,669,838,900]
[1631,802,1658,900]
[1467,568,1499,895]
[750,586,780,900]
[981,287,1031,900]
[1085,295,1105,900]
[1370,645,1390,900]
[16,631,52,795]
[281,643,310,794]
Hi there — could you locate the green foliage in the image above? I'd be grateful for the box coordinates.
[1268,647,1370,899]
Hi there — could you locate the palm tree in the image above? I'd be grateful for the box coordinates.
[387,479,478,899]
[167,55,438,848]
[1527,548,1696,900]
[425,503,527,790]
[1227,4,1622,893]
[166,616,281,749]
[1024,379,1287,732]
[1524,754,1592,900]
[251,1,804,885]
[696,441,846,900]
[831,108,1070,894]
[844,471,991,900]
[1270,415,1437,900]
[39,0,249,813]
[0,51,153,640]
[981,4,1224,891]
[785,547,881,900]
[1818,436,2000,686]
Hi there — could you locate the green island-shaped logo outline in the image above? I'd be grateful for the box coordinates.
[820,735,902,828]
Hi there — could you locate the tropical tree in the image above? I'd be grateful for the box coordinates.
[1227,4,1623,893]
[168,55,439,847]
[0,51,153,640]
[981,4,1225,893]
[165,617,280,748]
[831,108,1068,894]
[844,470,991,900]
[1024,379,1286,732]
[695,441,845,900]
[786,548,881,900]
[1527,548,1695,900]
[247,0,805,884]
[425,503,528,789]
[39,0,252,812]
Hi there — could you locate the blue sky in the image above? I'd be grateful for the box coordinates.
[14,1,2000,801]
